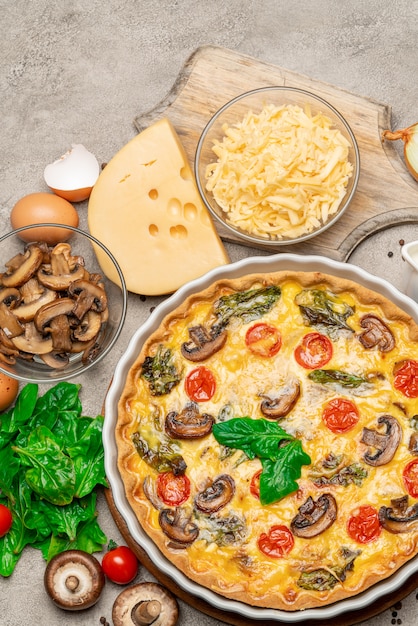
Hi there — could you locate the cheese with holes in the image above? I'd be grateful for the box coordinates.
[88,118,229,295]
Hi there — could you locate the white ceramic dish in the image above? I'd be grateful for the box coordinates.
[104,253,418,623]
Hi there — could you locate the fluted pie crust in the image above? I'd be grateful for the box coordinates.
[116,271,418,611]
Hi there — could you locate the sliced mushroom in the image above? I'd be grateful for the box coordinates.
[50,314,73,352]
[40,350,70,369]
[361,415,402,466]
[379,495,418,533]
[0,328,19,363]
[1,244,44,288]
[68,278,107,320]
[34,297,76,333]
[194,474,235,513]
[11,322,53,354]
[181,325,227,362]
[37,243,85,290]
[13,278,57,322]
[290,493,337,538]
[260,378,301,419]
[112,582,179,626]
[72,310,102,342]
[165,402,214,439]
[142,476,165,511]
[409,432,418,455]
[44,550,105,611]
[0,287,21,308]
[159,507,199,545]
[358,314,395,352]
[0,302,24,338]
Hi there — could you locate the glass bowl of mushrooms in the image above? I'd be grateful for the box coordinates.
[0,223,127,383]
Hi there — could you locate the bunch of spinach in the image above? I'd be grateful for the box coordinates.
[212,417,311,506]
[0,382,107,577]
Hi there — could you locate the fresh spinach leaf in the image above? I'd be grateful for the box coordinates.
[213,417,294,460]
[67,417,107,498]
[212,417,311,505]
[0,383,107,576]
[259,441,311,505]
[13,425,76,505]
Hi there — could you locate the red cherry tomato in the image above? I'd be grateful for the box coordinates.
[322,397,359,433]
[403,459,418,498]
[250,469,262,499]
[156,471,191,506]
[257,525,294,558]
[347,505,381,544]
[102,545,138,584]
[393,359,418,398]
[0,504,12,537]
[185,366,216,402]
[245,323,282,358]
[294,332,333,369]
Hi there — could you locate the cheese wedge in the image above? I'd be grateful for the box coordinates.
[88,118,229,295]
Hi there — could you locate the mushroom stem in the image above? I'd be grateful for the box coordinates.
[65,575,80,592]
[131,599,161,625]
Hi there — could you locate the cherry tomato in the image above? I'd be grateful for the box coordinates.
[322,397,359,433]
[185,366,216,402]
[0,504,12,537]
[294,332,333,369]
[156,471,191,506]
[347,505,381,544]
[403,459,418,498]
[257,525,294,558]
[102,544,138,584]
[250,469,262,499]
[393,359,418,398]
[245,323,282,357]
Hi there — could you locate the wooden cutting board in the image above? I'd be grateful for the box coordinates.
[134,45,418,260]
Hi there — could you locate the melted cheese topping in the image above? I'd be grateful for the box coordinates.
[119,276,418,610]
[205,104,353,240]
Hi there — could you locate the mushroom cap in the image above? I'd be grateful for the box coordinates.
[44,550,105,611]
[112,582,179,626]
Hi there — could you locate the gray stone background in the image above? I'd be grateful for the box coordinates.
[1,1,418,624]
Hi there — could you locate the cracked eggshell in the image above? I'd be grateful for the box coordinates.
[44,144,100,202]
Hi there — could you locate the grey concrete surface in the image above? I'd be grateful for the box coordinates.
[1,0,418,624]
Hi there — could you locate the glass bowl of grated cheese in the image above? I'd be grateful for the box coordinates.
[195,87,360,246]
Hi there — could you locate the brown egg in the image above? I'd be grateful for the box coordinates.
[10,192,79,244]
[0,373,18,412]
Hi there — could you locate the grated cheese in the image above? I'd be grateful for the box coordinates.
[205,104,354,240]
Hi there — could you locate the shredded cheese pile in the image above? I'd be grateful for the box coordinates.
[205,103,354,240]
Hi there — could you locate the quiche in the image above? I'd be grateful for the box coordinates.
[115,270,418,611]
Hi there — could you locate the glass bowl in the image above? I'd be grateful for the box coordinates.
[0,223,127,383]
[195,86,360,246]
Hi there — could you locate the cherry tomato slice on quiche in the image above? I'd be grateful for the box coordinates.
[185,366,216,402]
[245,323,282,357]
[347,505,381,544]
[294,332,333,369]
[0,504,12,537]
[403,459,418,498]
[393,359,418,398]
[250,469,262,499]
[258,525,294,558]
[156,471,191,506]
[322,397,359,433]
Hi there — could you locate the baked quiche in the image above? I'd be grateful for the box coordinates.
[115,270,418,611]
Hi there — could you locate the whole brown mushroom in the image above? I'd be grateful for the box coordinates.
[44,550,105,611]
[112,582,179,626]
